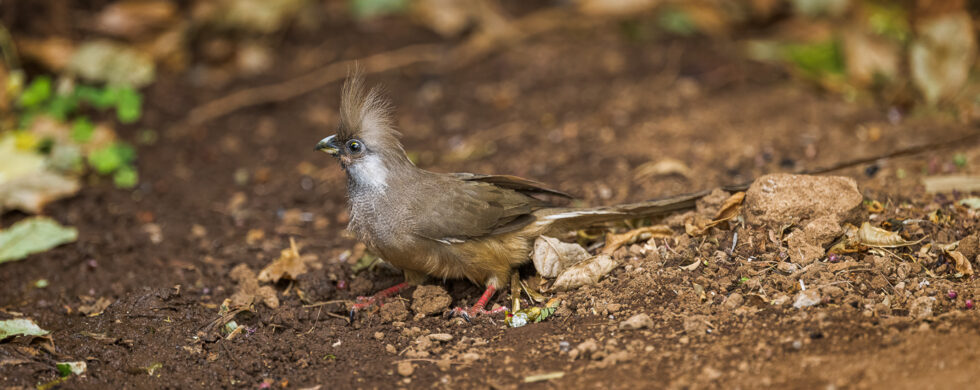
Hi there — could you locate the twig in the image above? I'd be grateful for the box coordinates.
[180,43,445,127]
[302,300,349,308]
[392,358,464,365]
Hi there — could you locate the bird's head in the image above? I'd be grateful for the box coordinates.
[316,72,413,188]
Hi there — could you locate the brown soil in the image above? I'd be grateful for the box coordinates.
[3,8,980,390]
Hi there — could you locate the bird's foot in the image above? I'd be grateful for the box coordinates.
[446,285,505,322]
[348,282,410,320]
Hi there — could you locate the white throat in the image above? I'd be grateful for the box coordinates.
[349,154,389,192]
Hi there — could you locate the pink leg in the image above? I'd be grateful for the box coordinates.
[351,282,410,311]
[450,285,508,320]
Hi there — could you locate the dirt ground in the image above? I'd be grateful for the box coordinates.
[3,6,980,390]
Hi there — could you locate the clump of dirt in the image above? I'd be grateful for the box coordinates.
[411,285,452,315]
[380,299,410,322]
[228,264,279,309]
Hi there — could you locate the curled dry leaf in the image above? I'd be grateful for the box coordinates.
[229,264,279,309]
[602,225,673,255]
[857,222,918,247]
[258,237,315,283]
[78,297,113,316]
[948,250,973,276]
[533,236,590,278]
[633,158,692,181]
[552,254,617,291]
[686,192,744,237]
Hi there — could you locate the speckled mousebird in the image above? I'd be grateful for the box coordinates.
[316,72,705,319]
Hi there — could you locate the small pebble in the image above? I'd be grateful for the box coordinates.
[966,300,975,310]
[429,333,453,342]
[374,332,384,340]
[559,341,571,352]
[397,361,415,377]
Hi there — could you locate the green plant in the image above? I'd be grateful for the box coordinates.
[9,75,144,188]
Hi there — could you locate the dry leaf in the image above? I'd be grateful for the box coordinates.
[603,225,673,254]
[633,158,692,181]
[909,12,976,105]
[857,222,917,247]
[705,191,745,228]
[947,250,974,276]
[552,255,617,291]
[78,297,113,316]
[684,215,712,237]
[94,0,177,38]
[0,136,80,214]
[229,264,279,309]
[532,236,590,278]
[258,237,315,283]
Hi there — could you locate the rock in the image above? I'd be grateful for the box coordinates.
[411,285,452,316]
[575,339,599,358]
[461,352,481,363]
[385,344,397,354]
[429,333,453,342]
[793,290,822,309]
[374,332,385,340]
[723,293,744,309]
[786,215,844,265]
[397,361,415,377]
[744,174,862,226]
[619,313,654,330]
[910,296,935,319]
[771,294,792,306]
[380,300,409,322]
[959,233,979,261]
[820,285,845,300]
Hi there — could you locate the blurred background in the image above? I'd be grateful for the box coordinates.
[2,0,979,216]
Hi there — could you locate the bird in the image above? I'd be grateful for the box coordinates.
[316,73,708,319]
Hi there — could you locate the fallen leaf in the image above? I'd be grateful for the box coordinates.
[947,250,973,276]
[0,318,49,340]
[857,222,918,247]
[78,297,113,316]
[706,192,745,227]
[552,254,617,291]
[633,158,692,181]
[603,225,673,254]
[258,237,315,283]
[229,264,279,309]
[523,371,565,383]
[922,175,980,194]
[94,0,178,38]
[0,217,78,263]
[533,236,590,278]
[909,12,975,105]
[959,197,980,209]
[0,135,80,214]
[68,40,156,87]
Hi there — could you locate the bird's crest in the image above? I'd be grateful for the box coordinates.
[338,69,407,161]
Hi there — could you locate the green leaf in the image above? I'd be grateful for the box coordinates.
[74,85,116,109]
[0,217,77,264]
[115,87,142,123]
[56,362,87,377]
[17,76,52,108]
[782,40,845,78]
[87,142,135,174]
[71,117,95,143]
[657,7,697,36]
[44,94,79,121]
[0,318,50,340]
[113,166,138,188]
[349,0,409,19]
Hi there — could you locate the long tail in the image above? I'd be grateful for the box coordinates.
[535,184,747,229]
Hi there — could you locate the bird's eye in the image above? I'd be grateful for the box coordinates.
[347,140,363,153]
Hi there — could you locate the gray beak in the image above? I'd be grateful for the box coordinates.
[315,135,340,156]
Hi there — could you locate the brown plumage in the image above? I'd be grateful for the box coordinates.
[316,73,705,317]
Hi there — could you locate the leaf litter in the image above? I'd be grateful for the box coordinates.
[0,217,77,263]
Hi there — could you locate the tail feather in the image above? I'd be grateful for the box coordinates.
[535,189,718,229]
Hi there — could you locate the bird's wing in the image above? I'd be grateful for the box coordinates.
[409,174,552,243]
[451,173,573,199]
